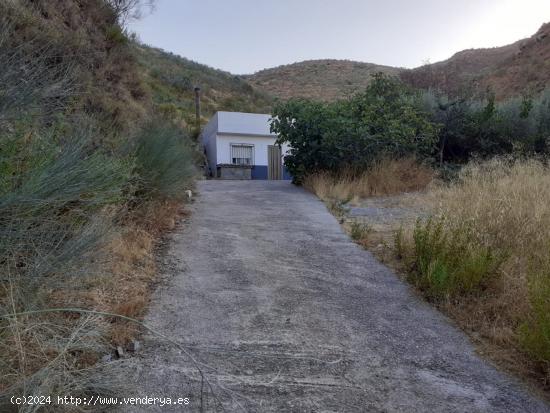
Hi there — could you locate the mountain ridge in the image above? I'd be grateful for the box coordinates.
[243,22,550,101]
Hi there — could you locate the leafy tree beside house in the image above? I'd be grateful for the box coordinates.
[271,73,439,183]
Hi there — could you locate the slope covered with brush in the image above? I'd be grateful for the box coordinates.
[402,23,550,99]
[246,59,401,101]
[134,44,273,129]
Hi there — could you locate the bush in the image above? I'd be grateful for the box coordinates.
[410,217,501,299]
[0,120,134,407]
[520,256,550,368]
[271,73,439,183]
[133,121,198,200]
[420,89,550,164]
[349,220,371,242]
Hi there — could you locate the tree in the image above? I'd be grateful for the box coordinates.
[271,73,438,183]
[106,0,155,24]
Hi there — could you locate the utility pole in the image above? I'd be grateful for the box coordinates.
[194,86,201,135]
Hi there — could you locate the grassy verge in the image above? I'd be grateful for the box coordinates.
[309,157,550,392]
[303,157,434,202]
[0,118,198,408]
[398,158,550,387]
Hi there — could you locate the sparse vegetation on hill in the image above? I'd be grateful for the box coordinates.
[403,23,550,100]
[245,23,550,103]
[134,44,273,130]
[246,59,400,101]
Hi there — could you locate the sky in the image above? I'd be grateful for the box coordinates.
[129,0,550,74]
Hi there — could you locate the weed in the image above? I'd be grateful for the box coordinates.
[349,220,371,242]
[410,217,501,300]
[133,120,199,200]
[394,226,405,259]
[326,199,349,218]
[520,255,550,374]
[391,158,550,385]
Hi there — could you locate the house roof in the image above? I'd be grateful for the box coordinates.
[216,111,275,137]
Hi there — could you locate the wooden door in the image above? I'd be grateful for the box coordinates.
[267,145,282,180]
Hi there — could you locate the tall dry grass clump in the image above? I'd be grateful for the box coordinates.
[401,158,550,382]
[304,158,434,202]
[427,158,550,258]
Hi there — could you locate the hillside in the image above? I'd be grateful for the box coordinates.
[134,44,273,128]
[244,24,550,102]
[245,59,401,101]
[401,23,550,99]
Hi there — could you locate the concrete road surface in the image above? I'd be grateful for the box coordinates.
[119,180,549,412]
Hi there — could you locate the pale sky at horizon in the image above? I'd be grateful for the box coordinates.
[129,0,550,74]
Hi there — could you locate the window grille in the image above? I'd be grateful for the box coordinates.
[231,144,253,165]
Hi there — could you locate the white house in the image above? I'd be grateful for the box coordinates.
[201,111,291,180]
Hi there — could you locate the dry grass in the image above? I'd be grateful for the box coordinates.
[99,199,189,345]
[0,198,190,405]
[315,157,550,393]
[304,158,434,202]
[426,158,550,260]
[397,158,550,388]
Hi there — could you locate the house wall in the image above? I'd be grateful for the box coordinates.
[216,134,275,166]
[216,134,291,180]
[217,112,274,136]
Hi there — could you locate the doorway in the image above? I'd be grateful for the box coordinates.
[267,145,282,180]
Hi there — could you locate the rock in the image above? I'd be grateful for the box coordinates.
[185,190,192,199]
[101,353,113,363]
[166,218,176,230]
[127,339,141,353]
[116,346,124,358]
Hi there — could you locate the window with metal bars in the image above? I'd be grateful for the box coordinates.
[231,144,254,165]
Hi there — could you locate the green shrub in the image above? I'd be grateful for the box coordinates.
[420,88,550,164]
[410,217,501,300]
[349,220,371,241]
[520,256,550,368]
[133,121,198,200]
[394,226,405,259]
[271,73,438,184]
[0,121,132,306]
[105,25,128,45]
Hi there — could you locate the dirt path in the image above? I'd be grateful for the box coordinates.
[120,181,548,412]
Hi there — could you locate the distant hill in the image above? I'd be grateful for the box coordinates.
[400,23,550,99]
[243,24,550,102]
[244,59,401,101]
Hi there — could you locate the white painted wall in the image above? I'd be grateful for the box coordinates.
[216,134,289,166]
[217,112,275,136]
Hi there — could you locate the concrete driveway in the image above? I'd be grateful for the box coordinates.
[121,180,549,412]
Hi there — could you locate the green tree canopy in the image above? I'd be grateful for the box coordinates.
[271,73,439,183]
